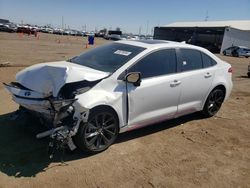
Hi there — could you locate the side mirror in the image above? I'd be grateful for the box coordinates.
[125,72,141,86]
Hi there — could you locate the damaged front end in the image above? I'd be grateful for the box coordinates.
[4,61,110,158]
[4,81,92,158]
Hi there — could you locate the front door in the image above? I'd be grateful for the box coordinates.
[126,49,181,128]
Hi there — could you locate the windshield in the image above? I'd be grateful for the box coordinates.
[69,43,145,72]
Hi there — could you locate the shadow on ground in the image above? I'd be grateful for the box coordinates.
[236,75,249,79]
[0,113,50,177]
[0,111,204,178]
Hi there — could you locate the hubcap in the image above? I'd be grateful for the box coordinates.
[207,90,224,115]
[84,112,117,150]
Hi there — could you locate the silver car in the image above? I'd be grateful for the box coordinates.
[223,46,250,58]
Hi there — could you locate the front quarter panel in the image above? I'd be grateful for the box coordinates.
[73,79,127,129]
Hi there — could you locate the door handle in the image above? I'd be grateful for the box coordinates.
[204,72,212,78]
[170,80,181,87]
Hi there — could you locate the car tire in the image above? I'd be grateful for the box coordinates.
[245,56,249,58]
[202,88,225,117]
[74,107,119,154]
[248,72,250,78]
[223,51,226,55]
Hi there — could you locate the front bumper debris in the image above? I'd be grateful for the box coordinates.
[4,82,89,158]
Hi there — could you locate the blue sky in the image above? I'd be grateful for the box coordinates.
[0,0,250,34]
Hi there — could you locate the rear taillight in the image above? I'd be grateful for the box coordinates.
[228,67,233,73]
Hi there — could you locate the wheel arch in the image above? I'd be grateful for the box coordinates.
[202,84,227,109]
[213,84,226,96]
[88,104,121,132]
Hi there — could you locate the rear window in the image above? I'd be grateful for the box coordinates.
[177,49,203,72]
[201,53,217,68]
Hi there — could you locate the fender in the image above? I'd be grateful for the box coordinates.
[73,89,126,129]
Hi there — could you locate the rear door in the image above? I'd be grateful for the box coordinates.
[126,49,181,127]
[176,48,216,116]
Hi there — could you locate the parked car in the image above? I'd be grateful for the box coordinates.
[17,26,36,35]
[4,40,233,156]
[40,27,53,33]
[52,28,64,35]
[223,46,250,58]
[104,30,122,40]
[0,23,16,32]
[108,34,122,41]
[95,30,106,37]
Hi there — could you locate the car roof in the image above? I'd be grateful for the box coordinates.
[238,46,250,49]
[115,39,223,63]
[230,46,250,49]
[115,39,208,51]
[132,40,169,44]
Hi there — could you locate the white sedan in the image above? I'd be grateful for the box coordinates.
[5,40,233,155]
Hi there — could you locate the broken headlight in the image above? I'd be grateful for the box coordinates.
[58,80,100,99]
[52,98,77,112]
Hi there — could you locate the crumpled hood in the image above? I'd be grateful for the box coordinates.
[16,61,109,97]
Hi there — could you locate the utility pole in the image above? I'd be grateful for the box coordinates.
[146,20,149,36]
[205,11,209,21]
[139,26,142,36]
[62,16,64,29]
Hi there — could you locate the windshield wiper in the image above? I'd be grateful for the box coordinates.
[67,58,74,63]
[67,56,78,63]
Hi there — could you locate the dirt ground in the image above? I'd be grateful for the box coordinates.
[0,32,249,188]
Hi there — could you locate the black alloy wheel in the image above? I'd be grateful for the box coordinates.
[202,88,225,117]
[75,107,119,153]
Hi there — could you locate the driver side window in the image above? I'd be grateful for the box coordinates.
[128,49,177,79]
